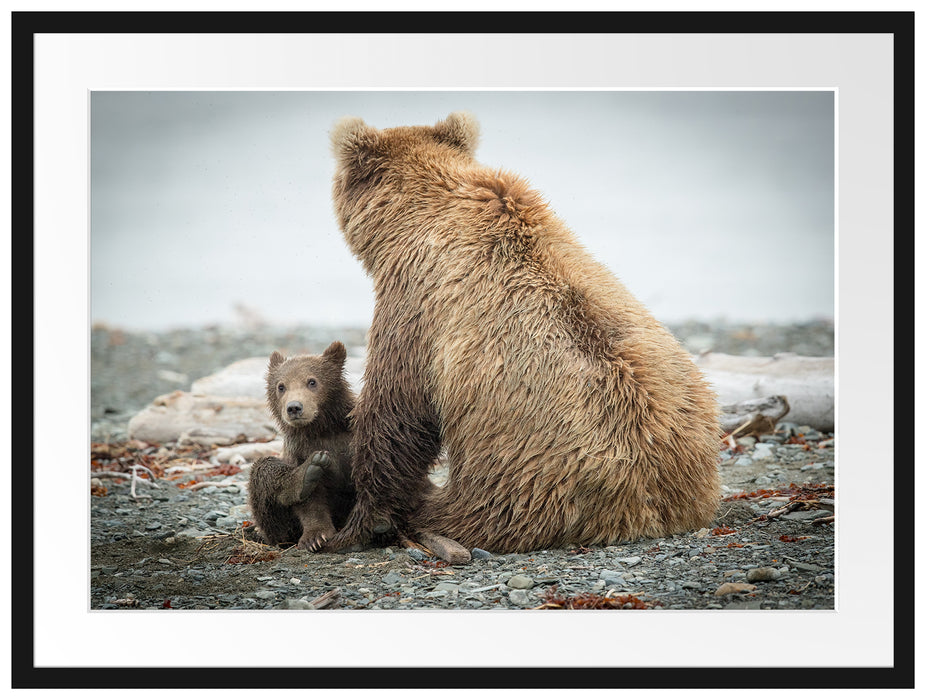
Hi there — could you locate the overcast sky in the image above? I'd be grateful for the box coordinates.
[90,90,834,331]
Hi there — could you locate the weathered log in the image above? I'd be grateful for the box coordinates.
[695,352,834,432]
[127,390,276,446]
[127,349,834,446]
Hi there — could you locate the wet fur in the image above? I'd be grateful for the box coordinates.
[247,342,356,550]
[326,113,721,553]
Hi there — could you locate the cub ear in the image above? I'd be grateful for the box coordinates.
[268,351,286,370]
[330,116,380,163]
[322,341,347,367]
[433,111,479,154]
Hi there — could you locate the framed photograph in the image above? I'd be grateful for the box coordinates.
[12,7,911,691]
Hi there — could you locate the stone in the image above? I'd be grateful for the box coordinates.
[471,548,494,559]
[508,589,534,607]
[800,462,829,471]
[228,504,252,521]
[753,443,776,460]
[507,574,534,590]
[747,567,781,582]
[780,510,826,521]
[618,556,642,567]
[599,569,627,587]
[714,582,757,596]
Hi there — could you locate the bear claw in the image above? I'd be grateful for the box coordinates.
[299,531,331,553]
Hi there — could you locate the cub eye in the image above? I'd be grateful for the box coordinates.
[307,378,317,388]
[277,383,285,393]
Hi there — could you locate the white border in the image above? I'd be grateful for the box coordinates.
[28,28,895,673]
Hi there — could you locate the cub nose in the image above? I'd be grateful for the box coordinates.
[286,401,303,418]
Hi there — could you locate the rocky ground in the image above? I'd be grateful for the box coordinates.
[90,320,835,611]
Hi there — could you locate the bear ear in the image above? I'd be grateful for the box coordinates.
[433,111,479,154]
[330,116,380,163]
[268,351,286,370]
[322,341,347,367]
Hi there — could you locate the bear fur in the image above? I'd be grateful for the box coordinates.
[325,112,721,554]
[247,342,356,551]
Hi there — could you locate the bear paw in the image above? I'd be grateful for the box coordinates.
[309,450,332,468]
[298,526,337,553]
[277,456,328,507]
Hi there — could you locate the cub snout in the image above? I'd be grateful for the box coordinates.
[281,396,318,426]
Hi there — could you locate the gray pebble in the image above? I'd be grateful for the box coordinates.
[406,548,426,561]
[145,522,162,530]
[215,516,238,528]
[382,572,403,586]
[433,582,460,593]
[753,443,776,460]
[254,590,276,600]
[507,574,534,589]
[508,589,534,607]
[471,548,493,559]
[203,510,227,522]
[759,434,786,444]
[747,567,781,582]
[800,462,826,471]
[618,556,641,567]
[599,569,627,586]
[780,510,825,521]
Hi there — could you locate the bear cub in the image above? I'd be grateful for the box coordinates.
[247,341,356,552]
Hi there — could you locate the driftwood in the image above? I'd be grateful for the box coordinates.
[127,353,366,446]
[91,465,161,500]
[695,352,834,432]
[127,390,276,446]
[307,588,340,610]
[719,395,791,436]
[126,350,834,447]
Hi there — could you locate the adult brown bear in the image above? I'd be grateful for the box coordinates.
[326,112,721,554]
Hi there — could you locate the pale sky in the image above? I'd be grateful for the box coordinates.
[91,90,834,331]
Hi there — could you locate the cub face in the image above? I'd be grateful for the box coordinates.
[265,341,347,428]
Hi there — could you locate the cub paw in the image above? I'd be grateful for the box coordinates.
[298,460,327,502]
[310,450,331,468]
[299,526,337,553]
